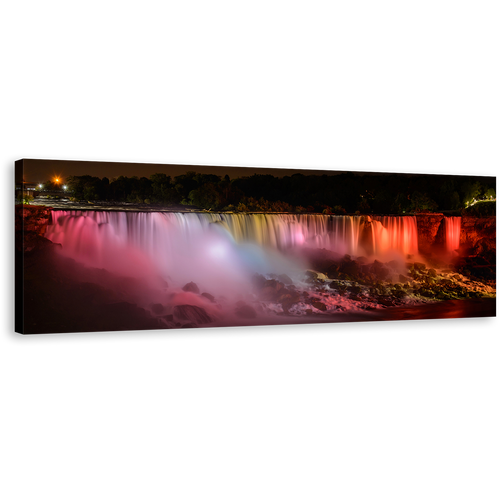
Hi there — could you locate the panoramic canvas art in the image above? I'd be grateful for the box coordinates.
[15,159,496,334]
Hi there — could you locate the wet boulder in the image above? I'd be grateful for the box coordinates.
[370,260,390,280]
[339,256,361,279]
[278,288,301,313]
[413,262,427,272]
[258,279,285,301]
[201,292,216,303]
[310,299,327,311]
[173,304,212,324]
[182,281,200,294]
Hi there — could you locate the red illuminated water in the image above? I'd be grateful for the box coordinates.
[46,211,425,291]
[41,211,472,330]
[444,216,461,253]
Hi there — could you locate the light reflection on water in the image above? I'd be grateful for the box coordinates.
[363,299,496,322]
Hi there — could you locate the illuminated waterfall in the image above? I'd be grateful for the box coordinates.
[444,216,461,253]
[45,211,424,287]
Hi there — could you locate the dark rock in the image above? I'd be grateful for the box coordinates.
[278,288,301,313]
[310,299,327,311]
[413,262,426,272]
[349,294,363,301]
[325,263,340,279]
[339,257,360,278]
[391,288,407,299]
[182,281,200,294]
[235,303,257,319]
[370,260,389,280]
[201,292,216,303]
[376,296,396,307]
[173,304,212,324]
[258,279,285,301]
[347,284,362,294]
[151,303,164,314]
[259,286,278,301]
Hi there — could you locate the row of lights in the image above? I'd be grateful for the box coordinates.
[23,160,492,176]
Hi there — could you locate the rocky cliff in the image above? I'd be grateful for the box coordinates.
[15,205,53,252]
[415,214,496,256]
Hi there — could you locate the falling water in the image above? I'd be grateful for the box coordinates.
[41,211,434,329]
[45,211,421,287]
[444,216,461,253]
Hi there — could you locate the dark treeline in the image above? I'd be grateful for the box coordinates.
[60,171,496,214]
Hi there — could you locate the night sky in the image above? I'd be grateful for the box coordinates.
[16,158,346,184]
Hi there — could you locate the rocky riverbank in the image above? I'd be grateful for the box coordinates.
[17,238,496,333]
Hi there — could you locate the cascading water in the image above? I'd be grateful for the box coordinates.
[443,216,461,253]
[46,211,420,278]
[41,211,432,328]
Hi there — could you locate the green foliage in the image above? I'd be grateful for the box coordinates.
[47,170,495,214]
[17,191,34,204]
[409,191,438,212]
[390,192,409,214]
[462,200,496,216]
[357,197,372,214]
[462,180,482,206]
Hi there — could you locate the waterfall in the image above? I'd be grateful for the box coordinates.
[372,216,420,257]
[444,216,461,253]
[45,211,421,288]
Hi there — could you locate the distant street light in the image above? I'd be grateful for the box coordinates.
[63,185,67,191]
[39,184,43,189]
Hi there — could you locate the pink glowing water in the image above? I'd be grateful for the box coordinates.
[43,211,465,328]
[46,212,421,283]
